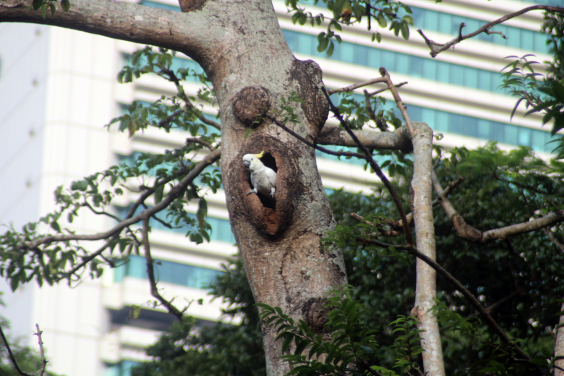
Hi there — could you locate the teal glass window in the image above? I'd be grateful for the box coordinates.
[114,255,223,289]
[106,360,139,376]
[281,29,511,95]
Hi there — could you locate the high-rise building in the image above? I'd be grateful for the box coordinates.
[0,0,560,375]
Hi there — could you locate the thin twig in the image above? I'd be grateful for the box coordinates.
[321,86,414,246]
[142,217,186,320]
[327,77,387,94]
[359,238,531,361]
[366,81,408,96]
[34,324,47,376]
[0,326,33,376]
[417,5,564,57]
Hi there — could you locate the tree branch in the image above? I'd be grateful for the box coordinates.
[142,217,186,320]
[416,5,564,58]
[316,124,413,153]
[33,324,47,376]
[327,77,387,94]
[0,0,220,59]
[12,149,221,251]
[321,86,414,246]
[432,170,564,242]
[0,325,34,376]
[379,68,444,375]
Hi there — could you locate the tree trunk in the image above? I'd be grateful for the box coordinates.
[556,301,564,376]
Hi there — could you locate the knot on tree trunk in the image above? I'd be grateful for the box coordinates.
[178,0,207,12]
[232,86,271,127]
[289,59,329,133]
[303,297,330,332]
[227,136,299,238]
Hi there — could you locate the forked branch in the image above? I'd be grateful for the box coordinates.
[432,170,564,242]
[417,5,564,57]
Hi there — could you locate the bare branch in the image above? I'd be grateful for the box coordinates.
[321,86,414,246]
[432,170,564,242]
[0,325,34,376]
[34,324,47,376]
[359,238,531,362]
[417,5,564,58]
[142,217,185,320]
[366,81,408,96]
[316,124,413,153]
[379,68,444,375]
[12,149,221,251]
[327,77,387,94]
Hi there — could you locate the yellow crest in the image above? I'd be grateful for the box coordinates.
[253,150,265,159]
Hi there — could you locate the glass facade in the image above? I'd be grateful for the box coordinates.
[113,254,223,289]
[106,361,138,376]
[282,29,511,95]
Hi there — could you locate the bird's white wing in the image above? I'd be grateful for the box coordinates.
[266,168,276,189]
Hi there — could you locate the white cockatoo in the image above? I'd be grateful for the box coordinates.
[243,151,276,198]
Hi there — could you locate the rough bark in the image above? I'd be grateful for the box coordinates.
[556,302,564,376]
[317,124,412,153]
[0,1,349,374]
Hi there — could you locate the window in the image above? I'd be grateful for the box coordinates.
[114,255,223,289]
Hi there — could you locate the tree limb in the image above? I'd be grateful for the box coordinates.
[417,5,564,58]
[316,124,413,153]
[0,0,221,59]
[432,170,564,242]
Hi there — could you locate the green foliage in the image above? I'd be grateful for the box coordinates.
[130,258,266,376]
[325,143,564,375]
[284,0,412,57]
[257,286,423,376]
[0,47,221,291]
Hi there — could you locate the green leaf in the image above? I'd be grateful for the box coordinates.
[62,0,70,11]
[154,183,164,204]
[401,22,410,40]
[71,180,89,192]
[40,3,47,19]
[244,127,252,139]
[327,41,335,57]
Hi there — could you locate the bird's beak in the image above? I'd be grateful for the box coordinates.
[244,160,250,169]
